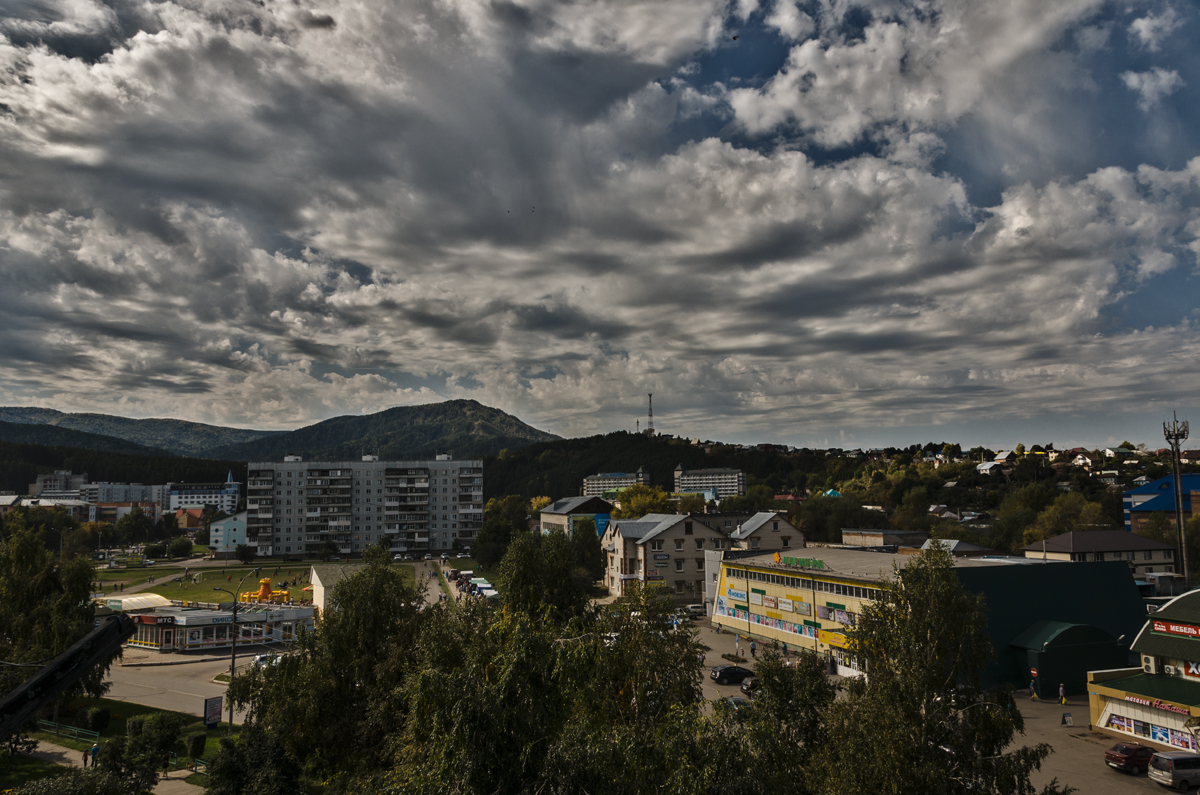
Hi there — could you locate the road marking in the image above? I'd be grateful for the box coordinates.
[113,682,216,698]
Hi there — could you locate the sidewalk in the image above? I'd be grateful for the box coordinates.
[29,740,204,794]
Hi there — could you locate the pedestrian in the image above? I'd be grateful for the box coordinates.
[82,750,89,768]
[1059,683,1066,705]
[162,753,170,780]
[750,641,757,658]
[782,642,788,657]
[90,744,98,766]
[738,646,744,659]
[700,652,706,666]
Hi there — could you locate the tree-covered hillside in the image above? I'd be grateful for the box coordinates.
[0,420,171,457]
[0,440,245,495]
[207,399,559,461]
[0,407,282,456]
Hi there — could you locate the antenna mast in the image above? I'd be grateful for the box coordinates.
[647,393,655,436]
[1165,412,1190,585]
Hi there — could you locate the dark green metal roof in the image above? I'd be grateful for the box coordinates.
[1133,630,1200,659]
[1096,672,1200,707]
[1010,620,1082,650]
[1151,592,1200,625]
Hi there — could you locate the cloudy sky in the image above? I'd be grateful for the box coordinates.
[1,0,1198,449]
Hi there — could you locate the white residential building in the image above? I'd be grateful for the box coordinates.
[246,455,483,557]
[673,465,745,498]
[169,473,242,514]
[582,467,650,496]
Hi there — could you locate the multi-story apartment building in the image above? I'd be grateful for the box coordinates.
[81,483,166,505]
[673,465,745,499]
[582,467,650,497]
[245,455,483,557]
[29,470,89,496]
[169,474,242,514]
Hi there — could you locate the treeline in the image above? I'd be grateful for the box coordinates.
[0,440,246,494]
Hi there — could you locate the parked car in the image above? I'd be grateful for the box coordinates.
[718,696,751,719]
[252,654,279,668]
[1105,742,1154,775]
[1149,751,1200,790]
[457,553,469,559]
[403,554,413,561]
[740,677,759,698]
[710,665,754,685]
[392,553,405,561]
[684,604,705,618]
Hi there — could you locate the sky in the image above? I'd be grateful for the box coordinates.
[1,0,1199,451]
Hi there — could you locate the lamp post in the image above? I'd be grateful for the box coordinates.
[213,566,260,734]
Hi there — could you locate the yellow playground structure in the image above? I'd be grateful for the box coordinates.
[241,577,294,604]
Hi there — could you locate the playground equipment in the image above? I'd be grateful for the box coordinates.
[241,577,293,604]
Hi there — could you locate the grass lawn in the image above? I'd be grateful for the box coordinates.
[33,697,241,772]
[0,751,68,790]
[132,564,316,604]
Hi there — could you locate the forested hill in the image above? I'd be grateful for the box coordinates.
[0,440,244,495]
[0,420,172,457]
[0,407,281,456]
[483,432,831,501]
[206,399,560,462]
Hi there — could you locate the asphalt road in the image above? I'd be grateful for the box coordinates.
[111,650,251,723]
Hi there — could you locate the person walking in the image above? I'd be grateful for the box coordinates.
[1029,679,1036,700]
[1059,683,1066,705]
[82,750,89,768]
[89,744,98,766]
[750,641,757,658]
[782,642,788,657]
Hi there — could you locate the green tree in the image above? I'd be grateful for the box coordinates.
[228,555,425,782]
[495,530,590,618]
[235,544,257,565]
[612,484,672,519]
[1023,492,1112,545]
[677,493,707,513]
[529,496,551,513]
[1138,512,1175,545]
[570,518,605,582]
[829,544,1067,795]
[114,507,152,549]
[889,487,934,534]
[317,540,337,561]
[207,725,299,795]
[168,537,194,558]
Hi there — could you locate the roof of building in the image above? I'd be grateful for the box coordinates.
[730,512,791,540]
[102,594,174,611]
[721,547,1052,584]
[609,513,719,544]
[1094,672,1200,707]
[310,563,368,588]
[541,496,613,515]
[1010,620,1089,650]
[1019,530,1173,554]
[1131,590,1200,657]
[920,539,996,554]
[0,495,20,507]
[674,466,743,475]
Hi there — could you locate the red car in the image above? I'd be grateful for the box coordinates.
[1105,742,1154,775]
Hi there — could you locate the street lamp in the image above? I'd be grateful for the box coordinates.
[213,566,260,734]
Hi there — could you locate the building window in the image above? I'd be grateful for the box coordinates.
[675,581,685,594]
[675,560,684,572]
[696,559,703,571]
[772,521,779,530]
[751,539,760,549]
[1167,550,1174,559]
[1145,550,1153,560]
[651,540,663,551]
[675,539,684,551]
[684,522,693,535]
[695,539,703,550]
[782,536,791,548]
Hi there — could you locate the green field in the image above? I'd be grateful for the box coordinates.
[32,697,240,772]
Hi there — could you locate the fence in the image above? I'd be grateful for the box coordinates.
[36,720,99,740]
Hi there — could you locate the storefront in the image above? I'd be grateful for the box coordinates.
[122,605,315,652]
[1089,589,1200,750]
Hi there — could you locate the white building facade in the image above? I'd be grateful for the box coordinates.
[582,467,650,497]
[246,455,483,556]
[673,466,746,498]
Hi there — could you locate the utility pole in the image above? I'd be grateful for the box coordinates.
[214,567,260,734]
[647,393,654,436]
[1165,413,1190,585]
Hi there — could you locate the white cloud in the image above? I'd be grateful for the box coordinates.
[1129,6,1181,51]
[765,0,815,41]
[1121,66,1185,109]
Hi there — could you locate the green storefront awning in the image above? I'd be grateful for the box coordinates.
[1098,672,1200,707]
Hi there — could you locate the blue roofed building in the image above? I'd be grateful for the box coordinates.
[1124,475,1200,533]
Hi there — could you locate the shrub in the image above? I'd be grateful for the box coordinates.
[145,544,166,558]
[83,707,111,733]
[187,732,207,760]
[126,717,144,738]
[168,537,193,558]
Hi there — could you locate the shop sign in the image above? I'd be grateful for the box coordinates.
[655,562,668,568]
[137,615,175,625]
[818,630,848,648]
[1125,695,1191,715]
[778,597,794,612]
[763,596,777,609]
[774,553,825,569]
[727,588,747,601]
[749,593,763,605]
[1183,661,1200,679]
[646,571,663,580]
[653,554,670,561]
[210,616,233,624]
[1152,620,1200,638]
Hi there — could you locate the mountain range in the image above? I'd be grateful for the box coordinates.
[0,400,559,462]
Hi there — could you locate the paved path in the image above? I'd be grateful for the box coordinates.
[30,740,204,794]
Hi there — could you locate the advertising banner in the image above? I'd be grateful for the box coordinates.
[795,601,811,616]
[763,596,777,609]
[204,696,223,729]
[816,605,834,620]
[778,597,793,612]
[749,593,763,605]
[1154,620,1200,638]
[835,609,855,626]
[727,588,747,601]
[653,554,670,561]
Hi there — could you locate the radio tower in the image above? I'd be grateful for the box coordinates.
[1165,412,1190,584]
[647,393,655,436]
